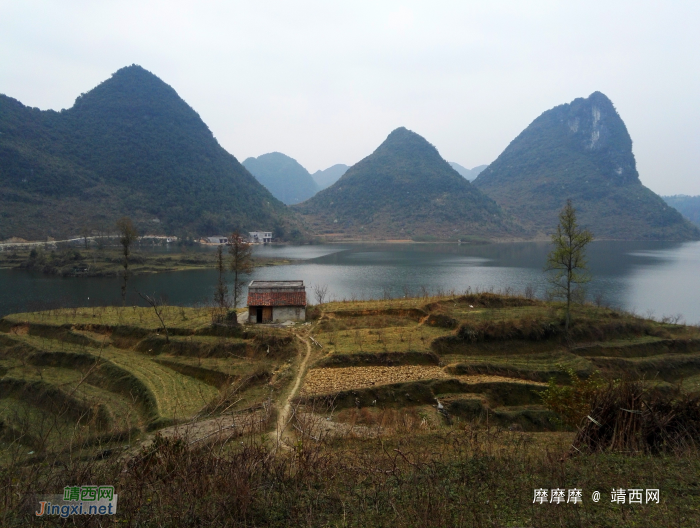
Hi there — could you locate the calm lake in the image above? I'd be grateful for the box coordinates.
[1,241,699,324]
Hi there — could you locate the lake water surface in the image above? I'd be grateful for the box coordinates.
[1,241,698,324]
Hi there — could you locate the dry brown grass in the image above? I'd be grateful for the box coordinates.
[573,380,700,455]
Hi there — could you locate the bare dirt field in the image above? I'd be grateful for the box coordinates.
[300,365,545,395]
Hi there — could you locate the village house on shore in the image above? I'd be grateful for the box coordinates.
[248,231,272,244]
[247,280,306,323]
[199,232,272,245]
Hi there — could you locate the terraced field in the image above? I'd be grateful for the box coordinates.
[321,325,451,355]
[3,293,700,459]
[0,308,298,456]
[104,348,219,419]
[298,293,700,431]
[2,305,215,330]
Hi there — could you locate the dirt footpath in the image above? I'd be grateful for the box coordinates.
[300,365,544,395]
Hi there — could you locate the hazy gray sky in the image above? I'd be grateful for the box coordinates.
[2,1,699,194]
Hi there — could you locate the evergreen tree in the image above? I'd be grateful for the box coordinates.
[545,200,594,331]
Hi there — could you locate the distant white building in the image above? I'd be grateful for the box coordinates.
[249,231,272,244]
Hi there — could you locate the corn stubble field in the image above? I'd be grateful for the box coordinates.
[2,292,700,526]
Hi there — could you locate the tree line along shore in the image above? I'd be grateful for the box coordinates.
[0,245,290,278]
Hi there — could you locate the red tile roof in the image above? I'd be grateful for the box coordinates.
[247,291,307,307]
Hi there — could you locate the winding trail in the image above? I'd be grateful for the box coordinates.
[275,332,313,447]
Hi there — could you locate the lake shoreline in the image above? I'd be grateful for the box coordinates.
[0,247,295,278]
[2,241,699,324]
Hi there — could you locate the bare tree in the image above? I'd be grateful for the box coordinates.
[228,231,253,314]
[593,291,607,309]
[353,329,363,352]
[523,284,536,300]
[213,245,230,312]
[313,283,329,305]
[80,223,91,250]
[95,221,108,251]
[137,291,169,343]
[116,217,138,304]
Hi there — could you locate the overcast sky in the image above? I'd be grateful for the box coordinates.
[2,0,699,195]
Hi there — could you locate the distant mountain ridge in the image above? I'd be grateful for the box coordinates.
[663,195,700,227]
[312,164,348,189]
[474,92,699,240]
[449,162,487,181]
[0,65,303,241]
[243,152,319,205]
[295,127,519,240]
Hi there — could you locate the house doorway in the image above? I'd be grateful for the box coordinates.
[262,307,273,323]
[256,307,262,323]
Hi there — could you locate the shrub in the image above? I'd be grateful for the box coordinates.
[572,381,700,454]
[306,306,321,320]
[456,292,537,308]
[425,314,457,328]
[457,318,560,342]
[538,367,605,429]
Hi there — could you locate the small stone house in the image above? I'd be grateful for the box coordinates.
[247,280,306,323]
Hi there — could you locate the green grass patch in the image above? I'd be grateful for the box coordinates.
[590,353,700,383]
[318,325,451,355]
[97,348,219,421]
[136,334,250,357]
[444,351,593,382]
[573,337,700,358]
[153,358,234,389]
[3,305,214,331]
[1,333,218,423]
[0,377,111,430]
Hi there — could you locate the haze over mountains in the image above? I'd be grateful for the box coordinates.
[474,92,699,241]
[295,127,519,240]
[242,156,350,200]
[312,164,349,190]
[242,152,319,205]
[449,162,488,181]
[662,195,700,227]
[0,65,303,241]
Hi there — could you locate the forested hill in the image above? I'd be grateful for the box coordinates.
[0,65,304,241]
[312,164,348,189]
[473,92,699,241]
[243,152,319,205]
[663,195,700,227]
[294,127,521,240]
